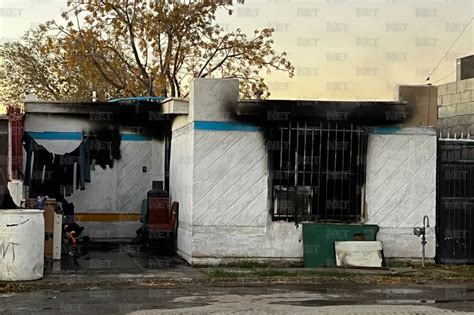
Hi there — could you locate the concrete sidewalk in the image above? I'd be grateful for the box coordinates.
[2,241,473,294]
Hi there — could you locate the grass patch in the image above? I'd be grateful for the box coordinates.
[385,260,416,268]
[253,269,296,277]
[205,264,474,282]
[207,268,297,278]
[207,268,361,279]
[224,261,271,268]
[207,269,245,278]
[296,269,356,277]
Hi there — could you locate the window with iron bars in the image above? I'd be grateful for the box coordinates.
[268,121,368,224]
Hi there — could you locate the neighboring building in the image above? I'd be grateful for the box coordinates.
[17,100,169,238]
[435,54,474,264]
[437,56,474,137]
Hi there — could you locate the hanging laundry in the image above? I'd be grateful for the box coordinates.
[21,129,122,199]
[89,129,122,169]
[21,133,54,196]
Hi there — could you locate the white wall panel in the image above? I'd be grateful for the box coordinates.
[366,131,437,258]
[191,222,303,262]
[117,141,152,213]
[193,130,268,227]
[68,164,118,212]
[169,123,194,259]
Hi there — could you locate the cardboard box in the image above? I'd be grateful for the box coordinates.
[26,198,57,259]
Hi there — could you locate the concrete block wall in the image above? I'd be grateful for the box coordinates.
[437,78,474,137]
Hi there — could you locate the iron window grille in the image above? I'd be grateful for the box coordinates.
[269,121,368,224]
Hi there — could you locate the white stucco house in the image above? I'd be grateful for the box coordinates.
[167,79,437,265]
[14,78,438,266]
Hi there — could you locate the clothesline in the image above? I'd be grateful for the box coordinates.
[22,130,122,198]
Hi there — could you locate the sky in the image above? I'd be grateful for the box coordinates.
[0,0,473,105]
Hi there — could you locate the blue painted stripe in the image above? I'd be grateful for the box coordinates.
[194,121,260,132]
[122,134,151,141]
[28,131,151,141]
[28,131,82,140]
[368,127,402,135]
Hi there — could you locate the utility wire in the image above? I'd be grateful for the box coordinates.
[426,17,473,82]
[433,70,457,84]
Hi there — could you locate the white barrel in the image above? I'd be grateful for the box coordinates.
[0,209,44,281]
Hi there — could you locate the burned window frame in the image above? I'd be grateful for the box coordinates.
[268,121,368,224]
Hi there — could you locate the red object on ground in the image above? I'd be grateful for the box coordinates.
[148,197,170,225]
[147,201,179,239]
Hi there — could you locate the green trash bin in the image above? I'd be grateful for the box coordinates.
[303,223,379,267]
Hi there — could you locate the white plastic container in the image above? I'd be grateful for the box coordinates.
[0,209,44,281]
[335,241,383,268]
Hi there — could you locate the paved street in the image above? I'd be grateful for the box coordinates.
[1,283,473,314]
[2,244,473,314]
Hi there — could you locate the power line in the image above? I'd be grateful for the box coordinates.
[426,17,473,82]
[433,70,457,84]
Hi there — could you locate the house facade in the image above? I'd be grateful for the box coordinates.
[168,79,437,265]
[4,78,442,265]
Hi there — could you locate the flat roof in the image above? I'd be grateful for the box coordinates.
[237,99,408,125]
[25,97,408,125]
[24,98,190,116]
[25,100,117,114]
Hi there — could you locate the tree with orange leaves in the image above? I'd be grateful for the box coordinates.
[0,0,293,104]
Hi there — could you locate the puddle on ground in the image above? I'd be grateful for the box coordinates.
[366,289,423,294]
[272,298,474,307]
[43,241,186,274]
[376,299,474,305]
[271,299,360,307]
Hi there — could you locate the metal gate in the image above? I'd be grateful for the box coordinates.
[437,139,474,263]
